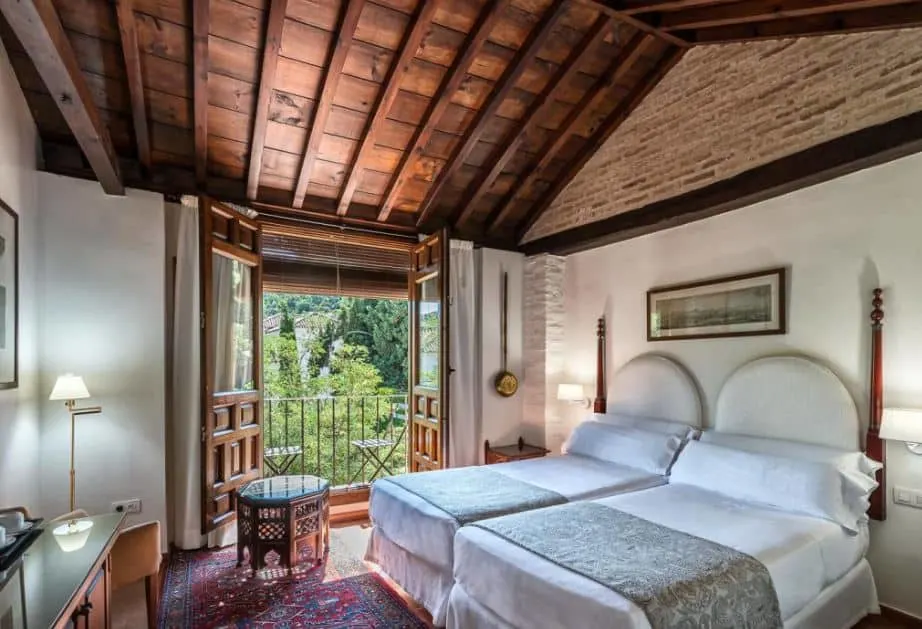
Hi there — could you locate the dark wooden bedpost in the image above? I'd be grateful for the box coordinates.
[867,288,886,521]
[594,317,607,413]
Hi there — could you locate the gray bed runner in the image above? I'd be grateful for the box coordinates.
[472,501,782,629]
[380,466,566,525]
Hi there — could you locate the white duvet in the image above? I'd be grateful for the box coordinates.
[369,454,665,572]
[452,484,869,629]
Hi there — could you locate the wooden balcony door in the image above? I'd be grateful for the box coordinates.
[200,198,264,533]
[408,230,449,472]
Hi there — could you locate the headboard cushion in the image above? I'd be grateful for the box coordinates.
[607,354,702,427]
[714,356,859,451]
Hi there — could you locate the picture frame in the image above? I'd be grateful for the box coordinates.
[647,267,786,341]
[0,198,18,389]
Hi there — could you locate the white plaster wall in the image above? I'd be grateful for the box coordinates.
[560,151,922,617]
[0,42,41,509]
[37,173,167,547]
[477,249,528,451]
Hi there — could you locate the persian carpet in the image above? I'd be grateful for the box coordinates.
[158,528,428,628]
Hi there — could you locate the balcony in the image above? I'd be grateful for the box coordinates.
[263,394,408,489]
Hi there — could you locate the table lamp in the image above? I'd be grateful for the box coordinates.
[880,408,922,454]
[49,375,102,511]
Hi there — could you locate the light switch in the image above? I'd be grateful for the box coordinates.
[893,486,922,509]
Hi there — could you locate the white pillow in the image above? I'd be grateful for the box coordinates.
[698,431,882,491]
[564,421,683,476]
[671,441,872,533]
[592,412,698,440]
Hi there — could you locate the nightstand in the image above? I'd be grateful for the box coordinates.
[484,437,550,464]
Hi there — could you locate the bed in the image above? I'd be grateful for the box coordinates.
[447,354,883,629]
[366,350,703,626]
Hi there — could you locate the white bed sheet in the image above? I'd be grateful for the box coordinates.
[369,454,665,572]
[452,484,869,629]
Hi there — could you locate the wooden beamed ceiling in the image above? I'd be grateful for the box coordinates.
[1,0,921,248]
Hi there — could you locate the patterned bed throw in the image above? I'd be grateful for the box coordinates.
[473,502,782,629]
[380,467,566,525]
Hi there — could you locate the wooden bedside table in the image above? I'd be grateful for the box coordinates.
[484,437,550,464]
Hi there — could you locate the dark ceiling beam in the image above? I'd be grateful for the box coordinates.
[376,0,509,222]
[0,0,123,194]
[679,3,922,43]
[41,140,420,234]
[454,14,614,230]
[415,0,569,230]
[522,109,922,256]
[293,0,366,208]
[583,2,691,47]
[611,0,740,15]
[516,46,685,240]
[489,31,654,231]
[337,0,439,216]
[644,0,912,31]
[246,0,288,199]
[114,0,150,171]
[192,0,209,184]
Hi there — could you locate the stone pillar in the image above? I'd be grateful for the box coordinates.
[522,254,566,451]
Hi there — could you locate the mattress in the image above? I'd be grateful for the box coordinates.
[452,483,869,629]
[369,454,665,572]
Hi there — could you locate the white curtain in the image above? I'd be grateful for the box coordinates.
[169,196,203,549]
[448,240,480,467]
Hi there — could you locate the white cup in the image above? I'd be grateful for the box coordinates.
[0,512,25,533]
[0,525,6,547]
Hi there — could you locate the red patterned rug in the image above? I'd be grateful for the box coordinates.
[159,528,428,628]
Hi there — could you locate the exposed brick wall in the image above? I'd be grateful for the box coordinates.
[524,29,922,242]
[522,254,567,450]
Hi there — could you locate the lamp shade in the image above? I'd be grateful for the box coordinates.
[880,408,922,443]
[557,383,584,402]
[49,374,91,401]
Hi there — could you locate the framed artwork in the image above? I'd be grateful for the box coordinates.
[0,199,17,389]
[647,267,786,341]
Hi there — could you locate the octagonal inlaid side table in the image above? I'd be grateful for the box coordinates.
[235,475,330,572]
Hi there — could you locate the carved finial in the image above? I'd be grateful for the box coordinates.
[871,288,884,327]
[597,316,605,339]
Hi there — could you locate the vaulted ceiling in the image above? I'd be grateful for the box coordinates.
[2,0,922,250]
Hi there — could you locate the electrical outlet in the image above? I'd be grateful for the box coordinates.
[111,499,142,514]
[892,486,922,509]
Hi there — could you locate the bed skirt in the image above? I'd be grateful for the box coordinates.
[446,558,879,629]
[365,526,454,627]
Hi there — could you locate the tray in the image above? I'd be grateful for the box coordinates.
[0,518,44,572]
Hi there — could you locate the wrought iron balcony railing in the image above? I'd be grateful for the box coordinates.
[263,394,408,488]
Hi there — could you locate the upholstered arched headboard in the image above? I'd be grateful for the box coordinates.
[714,356,860,451]
[607,354,703,428]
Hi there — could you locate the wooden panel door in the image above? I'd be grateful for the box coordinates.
[200,198,264,532]
[408,230,449,472]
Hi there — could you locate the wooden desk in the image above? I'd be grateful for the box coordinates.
[0,513,124,629]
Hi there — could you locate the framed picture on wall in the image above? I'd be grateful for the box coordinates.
[0,199,17,389]
[647,267,786,341]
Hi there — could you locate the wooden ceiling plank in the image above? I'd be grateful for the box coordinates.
[336,0,439,216]
[489,31,653,231]
[246,0,289,199]
[522,109,922,255]
[415,0,569,229]
[377,0,509,222]
[455,13,614,229]
[514,45,685,240]
[613,0,738,14]
[683,3,922,42]
[292,0,367,208]
[1,0,124,194]
[192,0,209,184]
[650,0,915,30]
[115,0,151,171]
